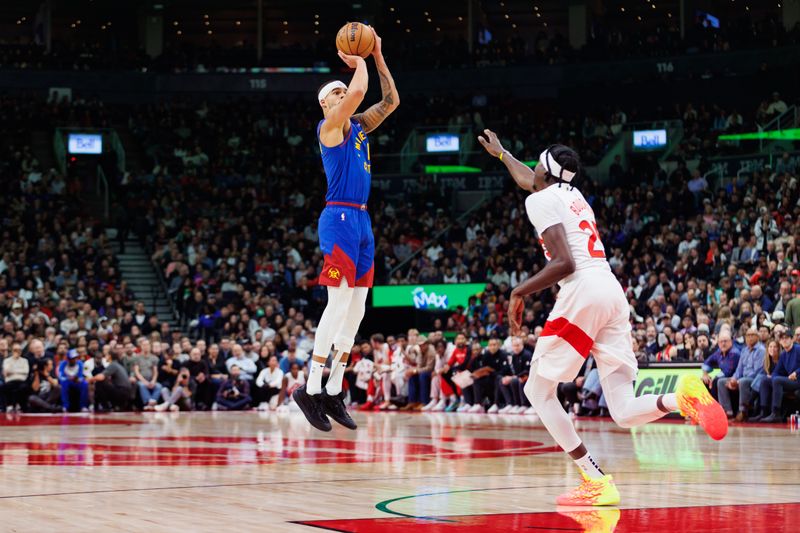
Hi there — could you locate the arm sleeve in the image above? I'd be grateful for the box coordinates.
[701,352,717,373]
[420,349,435,373]
[733,355,744,380]
[255,369,267,388]
[525,193,563,235]
[774,355,787,377]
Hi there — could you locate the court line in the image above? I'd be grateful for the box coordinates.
[0,473,583,501]
[0,468,795,501]
[373,481,800,520]
[290,523,356,533]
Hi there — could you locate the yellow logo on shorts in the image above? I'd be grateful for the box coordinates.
[327,267,341,280]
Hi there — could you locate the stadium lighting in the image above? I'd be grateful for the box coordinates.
[718,128,800,141]
[425,165,482,174]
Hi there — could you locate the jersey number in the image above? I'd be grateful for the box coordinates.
[579,220,606,258]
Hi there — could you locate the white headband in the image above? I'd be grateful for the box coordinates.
[539,148,576,183]
[318,80,347,101]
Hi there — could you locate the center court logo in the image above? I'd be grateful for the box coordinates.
[412,287,448,309]
[327,267,341,281]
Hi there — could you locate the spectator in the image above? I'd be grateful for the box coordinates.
[760,330,800,423]
[182,347,211,410]
[281,336,309,367]
[278,344,304,375]
[226,343,257,381]
[350,345,373,407]
[215,365,251,411]
[440,334,470,412]
[785,293,800,335]
[27,359,61,412]
[701,330,740,398]
[495,337,527,414]
[58,349,89,412]
[716,327,766,420]
[422,335,455,411]
[558,356,596,415]
[89,348,133,412]
[404,336,435,411]
[254,354,284,410]
[158,346,181,390]
[2,342,29,412]
[753,212,779,253]
[751,339,782,421]
[155,367,194,412]
[133,338,162,410]
[465,338,505,413]
[578,357,608,416]
[206,343,228,382]
[277,361,306,410]
[766,92,788,117]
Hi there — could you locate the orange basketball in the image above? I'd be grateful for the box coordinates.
[336,22,375,58]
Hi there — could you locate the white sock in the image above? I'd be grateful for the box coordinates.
[661,393,678,411]
[325,352,349,396]
[574,451,605,480]
[307,359,326,395]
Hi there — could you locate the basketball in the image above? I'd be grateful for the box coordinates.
[336,22,375,58]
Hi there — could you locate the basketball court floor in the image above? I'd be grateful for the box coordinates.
[0,411,797,532]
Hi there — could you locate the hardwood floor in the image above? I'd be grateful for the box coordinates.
[0,411,797,532]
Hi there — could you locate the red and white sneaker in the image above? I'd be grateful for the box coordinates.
[676,374,728,440]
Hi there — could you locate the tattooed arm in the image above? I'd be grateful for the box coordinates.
[354,28,400,134]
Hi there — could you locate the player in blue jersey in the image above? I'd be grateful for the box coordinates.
[294,27,399,431]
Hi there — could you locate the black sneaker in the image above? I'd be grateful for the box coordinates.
[321,390,357,430]
[292,385,332,432]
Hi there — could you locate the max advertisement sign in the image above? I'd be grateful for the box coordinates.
[372,283,486,311]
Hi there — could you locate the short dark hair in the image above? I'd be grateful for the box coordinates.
[371,333,385,343]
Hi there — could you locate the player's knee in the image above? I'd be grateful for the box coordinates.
[328,288,354,315]
[610,410,636,428]
[349,288,368,318]
[525,377,549,411]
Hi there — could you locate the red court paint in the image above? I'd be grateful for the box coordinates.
[0,437,559,467]
[0,415,143,426]
[298,502,800,532]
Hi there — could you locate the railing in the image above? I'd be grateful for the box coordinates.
[96,164,109,220]
[388,190,501,278]
[109,129,126,173]
[758,105,799,152]
[144,235,183,329]
[703,169,724,191]
[53,129,66,174]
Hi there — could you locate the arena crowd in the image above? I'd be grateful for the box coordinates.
[1,70,799,422]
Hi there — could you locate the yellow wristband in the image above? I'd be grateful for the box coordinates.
[498,151,504,161]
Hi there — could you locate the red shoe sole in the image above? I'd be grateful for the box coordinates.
[698,401,728,440]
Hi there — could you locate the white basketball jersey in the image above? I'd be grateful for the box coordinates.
[524,185,610,279]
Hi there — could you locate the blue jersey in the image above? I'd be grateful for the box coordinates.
[317,118,371,205]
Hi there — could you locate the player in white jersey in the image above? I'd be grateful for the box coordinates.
[478,132,728,507]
